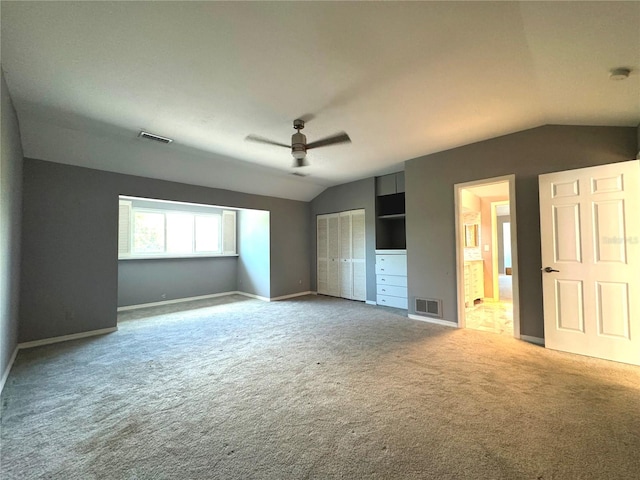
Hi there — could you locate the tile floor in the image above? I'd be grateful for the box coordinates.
[465,275,513,336]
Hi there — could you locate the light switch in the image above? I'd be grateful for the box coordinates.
[484,244,490,252]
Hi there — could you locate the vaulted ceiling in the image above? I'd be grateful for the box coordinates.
[2,2,638,201]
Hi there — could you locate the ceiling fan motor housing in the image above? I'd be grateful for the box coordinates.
[291,132,307,159]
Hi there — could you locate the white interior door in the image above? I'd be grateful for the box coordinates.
[539,160,640,365]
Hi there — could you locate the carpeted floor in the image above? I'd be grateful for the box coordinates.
[2,294,639,479]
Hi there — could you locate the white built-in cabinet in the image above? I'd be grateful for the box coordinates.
[464,260,484,308]
[375,249,408,309]
[317,209,366,301]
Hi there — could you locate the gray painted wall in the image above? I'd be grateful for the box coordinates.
[310,178,377,302]
[20,159,310,342]
[405,125,637,338]
[1,70,23,379]
[118,257,238,307]
[237,209,271,298]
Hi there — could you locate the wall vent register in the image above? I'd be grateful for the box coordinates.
[415,298,443,318]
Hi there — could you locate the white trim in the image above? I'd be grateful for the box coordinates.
[366,300,377,305]
[18,327,118,350]
[270,291,312,301]
[1,346,19,394]
[408,314,458,327]
[521,335,545,346]
[119,253,239,260]
[117,291,238,311]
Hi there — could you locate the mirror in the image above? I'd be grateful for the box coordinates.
[464,224,478,248]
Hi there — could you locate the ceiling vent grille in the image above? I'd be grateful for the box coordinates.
[138,131,173,144]
[415,298,442,318]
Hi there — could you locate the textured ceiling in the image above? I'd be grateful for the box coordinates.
[2,1,638,201]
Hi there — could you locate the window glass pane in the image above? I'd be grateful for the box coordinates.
[195,215,220,252]
[166,213,194,254]
[133,211,165,253]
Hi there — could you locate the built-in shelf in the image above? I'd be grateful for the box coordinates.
[375,172,406,250]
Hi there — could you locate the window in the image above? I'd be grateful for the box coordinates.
[119,199,236,259]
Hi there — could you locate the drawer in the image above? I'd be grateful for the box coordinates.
[376,275,407,287]
[375,254,407,276]
[377,294,408,309]
[377,284,407,298]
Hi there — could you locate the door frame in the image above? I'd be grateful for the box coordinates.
[454,174,520,338]
[491,200,510,302]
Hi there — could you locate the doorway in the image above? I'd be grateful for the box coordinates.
[455,175,520,338]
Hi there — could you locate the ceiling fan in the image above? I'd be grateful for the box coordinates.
[245,119,351,167]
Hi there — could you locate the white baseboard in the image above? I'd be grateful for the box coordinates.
[408,314,458,328]
[270,291,312,301]
[1,346,19,394]
[365,300,377,306]
[236,291,271,302]
[521,335,545,346]
[118,290,313,310]
[117,291,239,311]
[18,327,118,350]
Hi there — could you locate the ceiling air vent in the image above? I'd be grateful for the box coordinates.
[138,131,173,144]
[415,298,442,318]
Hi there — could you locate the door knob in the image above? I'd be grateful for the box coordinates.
[542,266,559,273]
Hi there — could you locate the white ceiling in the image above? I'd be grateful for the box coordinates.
[2,2,639,201]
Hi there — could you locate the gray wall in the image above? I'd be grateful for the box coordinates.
[310,177,376,302]
[405,125,638,338]
[238,209,271,298]
[118,257,238,307]
[20,159,310,342]
[1,70,23,380]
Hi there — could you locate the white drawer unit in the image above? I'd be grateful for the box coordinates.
[375,250,408,309]
[376,275,408,287]
[377,284,407,298]
[374,254,407,276]
[376,294,408,309]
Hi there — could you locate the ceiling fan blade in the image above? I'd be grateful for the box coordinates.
[245,134,290,149]
[293,157,310,168]
[306,132,351,150]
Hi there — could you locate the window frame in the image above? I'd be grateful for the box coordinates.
[119,202,237,260]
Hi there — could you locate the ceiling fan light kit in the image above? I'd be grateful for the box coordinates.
[245,119,351,168]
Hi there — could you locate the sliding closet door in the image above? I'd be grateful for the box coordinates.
[351,210,366,301]
[340,212,353,299]
[317,215,329,295]
[317,209,366,301]
[327,214,341,297]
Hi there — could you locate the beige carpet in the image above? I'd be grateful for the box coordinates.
[2,294,639,479]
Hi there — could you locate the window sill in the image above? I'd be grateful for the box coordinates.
[119,254,239,261]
